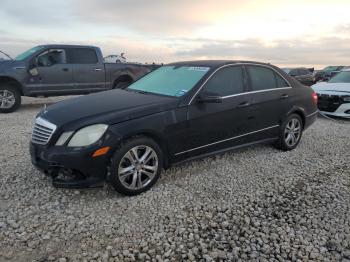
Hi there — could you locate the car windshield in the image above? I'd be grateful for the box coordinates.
[328,71,350,83]
[15,46,44,61]
[127,65,210,97]
[323,66,338,72]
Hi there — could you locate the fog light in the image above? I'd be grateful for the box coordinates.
[92,147,110,157]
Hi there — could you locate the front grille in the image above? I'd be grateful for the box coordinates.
[31,117,57,145]
[317,94,342,112]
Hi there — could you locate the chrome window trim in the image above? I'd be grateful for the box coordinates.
[174,125,280,156]
[189,63,292,105]
[221,86,292,99]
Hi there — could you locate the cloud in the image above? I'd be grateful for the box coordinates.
[173,37,350,66]
[72,0,245,34]
[0,0,75,26]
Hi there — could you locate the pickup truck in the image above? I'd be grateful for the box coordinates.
[0,45,155,113]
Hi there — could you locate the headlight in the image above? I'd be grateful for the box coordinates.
[55,131,73,146]
[57,124,108,147]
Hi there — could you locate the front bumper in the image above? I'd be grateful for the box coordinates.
[30,142,110,188]
[319,104,350,118]
[316,93,350,118]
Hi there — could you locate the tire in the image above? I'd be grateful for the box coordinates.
[0,85,21,113]
[109,136,163,196]
[113,81,131,89]
[276,114,303,151]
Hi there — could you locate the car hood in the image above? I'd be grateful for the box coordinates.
[38,89,179,129]
[0,60,24,72]
[311,82,350,95]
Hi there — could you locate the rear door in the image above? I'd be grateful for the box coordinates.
[67,48,106,92]
[173,65,252,159]
[243,65,293,140]
[27,48,74,94]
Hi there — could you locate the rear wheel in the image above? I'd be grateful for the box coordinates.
[109,137,163,195]
[0,85,21,113]
[113,80,132,89]
[276,114,303,151]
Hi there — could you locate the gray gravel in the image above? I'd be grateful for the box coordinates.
[0,96,349,262]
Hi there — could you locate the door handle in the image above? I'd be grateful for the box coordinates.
[238,101,250,108]
[280,94,289,99]
[94,68,102,71]
[62,68,69,72]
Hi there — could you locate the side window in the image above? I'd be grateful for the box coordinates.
[37,49,66,67]
[275,72,289,88]
[67,48,98,64]
[202,66,244,96]
[247,66,277,91]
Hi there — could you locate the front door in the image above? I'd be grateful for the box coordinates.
[26,49,74,95]
[172,65,252,160]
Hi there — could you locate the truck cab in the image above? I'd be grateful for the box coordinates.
[0,44,153,113]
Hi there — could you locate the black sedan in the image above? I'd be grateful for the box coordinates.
[30,61,318,195]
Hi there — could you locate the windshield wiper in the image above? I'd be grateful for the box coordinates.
[126,89,151,95]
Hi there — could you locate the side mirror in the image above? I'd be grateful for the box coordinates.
[28,59,39,76]
[197,94,223,103]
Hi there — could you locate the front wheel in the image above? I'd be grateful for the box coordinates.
[276,114,303,151]
[109,137,163,195]
[0,85,21,113]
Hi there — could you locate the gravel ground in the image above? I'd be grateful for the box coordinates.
[0,96,349,262]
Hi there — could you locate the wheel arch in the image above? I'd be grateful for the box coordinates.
[110,130,170,169]
[286,107,306,129]
[0,76,23,95]
[112,74,134,88]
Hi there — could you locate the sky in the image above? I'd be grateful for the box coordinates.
[0,0,350,68]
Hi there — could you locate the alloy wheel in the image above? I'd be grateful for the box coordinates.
[284,118,301,147]
[0,89,16,109]
[118,145,159,190]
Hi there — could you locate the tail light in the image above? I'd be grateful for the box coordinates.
[312,91,318,105]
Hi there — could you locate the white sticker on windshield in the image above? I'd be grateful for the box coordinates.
[176,89,189,96]
[188,67,210,72]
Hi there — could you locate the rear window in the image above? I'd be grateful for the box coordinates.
[67,48,98,64]
[298,69,309,75]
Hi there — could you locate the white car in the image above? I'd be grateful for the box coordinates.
[312,69,350,118]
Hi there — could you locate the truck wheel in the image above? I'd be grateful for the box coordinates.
[109,136,163,196]
[0,85,21,113]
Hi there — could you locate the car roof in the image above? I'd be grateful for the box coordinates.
[37,44,98,49]
[167,60,275,69]
[282,67,308,70]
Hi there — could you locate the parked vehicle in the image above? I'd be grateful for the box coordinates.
[30,61,318,195]
[0,45,154,113]
[312,68,350,118]
[282,67,315,86]
[314,66,345,82]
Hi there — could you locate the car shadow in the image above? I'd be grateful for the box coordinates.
[19,102,57,111]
